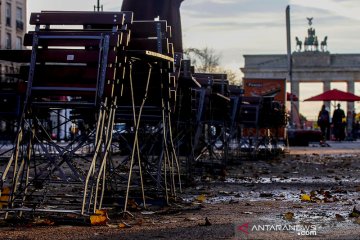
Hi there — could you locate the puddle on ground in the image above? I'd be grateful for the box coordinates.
[182,175,360,234]
[224,176,360,184]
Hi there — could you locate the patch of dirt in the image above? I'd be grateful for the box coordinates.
[1,144,360,239]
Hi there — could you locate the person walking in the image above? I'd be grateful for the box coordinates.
[332,103,346,141]
[317,104,330,142]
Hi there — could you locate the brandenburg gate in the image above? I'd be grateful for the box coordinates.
[241,18,360,122]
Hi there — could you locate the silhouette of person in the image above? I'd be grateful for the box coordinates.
[332,103,346,141]
[317,104,330,141]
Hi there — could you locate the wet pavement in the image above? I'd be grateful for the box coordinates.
[178,140,360,239]
[291,140,360,154]
[0,140,360,239]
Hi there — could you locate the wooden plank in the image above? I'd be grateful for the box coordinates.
[241,96,262,104]
[193,73,228,80]
[195,77,213,87]
[24,32,122,47]
[35,49,117,64]
[20,65,116,84]
[127,50,174,62]
[130,20,167,38]
[30,83,114,98]
[31,86,97,98]
[128,38,169,54]
[30,11,125,26]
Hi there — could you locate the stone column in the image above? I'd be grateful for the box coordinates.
[347,80,355,112]
[347,80,355,138]
[323,80,331,110]
[291,80,300,128]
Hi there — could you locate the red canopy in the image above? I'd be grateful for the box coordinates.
[304,89,360,102]
[287,92,298,101]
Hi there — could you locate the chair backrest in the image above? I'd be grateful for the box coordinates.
[115,19,176,122]
[23,11,132,108]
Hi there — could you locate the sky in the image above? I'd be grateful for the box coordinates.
[27,0,360,120]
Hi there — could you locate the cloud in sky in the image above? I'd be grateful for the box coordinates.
[183,0,360,61]
[290,0,360,21]
[26,0,360,117]
[26,0,360,73]
[27,0,360,51]
[183,0,242,5]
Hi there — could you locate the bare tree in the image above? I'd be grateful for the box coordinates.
[218,68,242,86]
[184,47,241,85]
[184,47,220,73]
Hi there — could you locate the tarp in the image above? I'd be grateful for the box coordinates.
[304,89,360,102]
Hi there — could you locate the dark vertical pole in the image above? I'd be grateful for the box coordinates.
[57,110,61,141]
[286,5,294,127]
[94,0,102,12]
